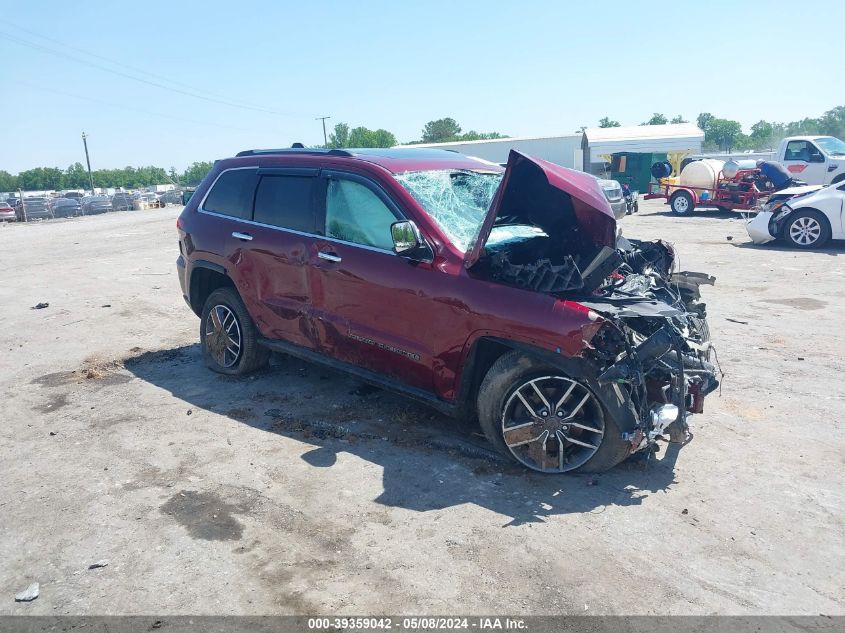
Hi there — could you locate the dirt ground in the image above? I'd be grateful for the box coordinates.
[1,201,843,616]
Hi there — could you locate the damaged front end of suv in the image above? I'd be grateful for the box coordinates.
[467,152,720,468]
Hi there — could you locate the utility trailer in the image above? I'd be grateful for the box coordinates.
[645,167,771,215]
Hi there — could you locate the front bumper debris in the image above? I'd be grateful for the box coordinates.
[746,211,776,244]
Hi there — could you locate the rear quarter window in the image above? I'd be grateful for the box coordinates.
[202,168,259,219]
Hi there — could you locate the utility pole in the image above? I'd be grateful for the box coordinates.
[81,132,95,194]
[315,116,331,146]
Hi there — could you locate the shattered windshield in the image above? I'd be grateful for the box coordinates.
[815,136,845,157]
[393,169,503,252]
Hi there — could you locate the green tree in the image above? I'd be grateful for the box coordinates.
[64,162,89,189]
[819,106,845,138]
[670,115,688,124]
[0,170,18,191]
[749,120,774,149]
[598,117,621,128]
[182,162,214,186]
[17,167,64,190]
[368,128,397,147]
[706,118,744,151]
[346,126,397,148]
[326,122,397,148]
[328,122,350,148]
[697,112,715,133]
[422,117,462,143]
[641,113,668,126]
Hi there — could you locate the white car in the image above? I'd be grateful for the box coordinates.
[747,182,845,248]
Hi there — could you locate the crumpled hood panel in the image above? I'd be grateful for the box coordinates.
[464,150,616,268]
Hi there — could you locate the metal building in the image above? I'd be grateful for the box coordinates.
[582,123,704,190]
[395,134,584,170]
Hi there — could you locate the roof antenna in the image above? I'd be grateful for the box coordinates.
[291,142,305,148]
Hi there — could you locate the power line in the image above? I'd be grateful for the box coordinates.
[0,17,236,100]
[10,80,275,134]
[0,29,307,118]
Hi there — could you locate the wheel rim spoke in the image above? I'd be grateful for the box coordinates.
[558,432,596,449]
[210,307,223,331]
[561,392,592,420]
[529,382,552,412]
[567,420,603,434]
[554,382,576,411]
[515,389,539,418]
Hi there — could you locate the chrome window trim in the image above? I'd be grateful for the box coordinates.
[197,165,442,257]
[197,209,397,256]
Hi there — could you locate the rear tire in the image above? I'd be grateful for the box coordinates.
[781,209,831,248]
[476,351,630,474]
[670,190,694,215]
[200,287,269,376]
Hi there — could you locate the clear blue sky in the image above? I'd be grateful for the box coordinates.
[1,0,842,174]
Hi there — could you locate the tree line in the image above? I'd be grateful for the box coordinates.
[0,161,215,192]
[324,117,507,149]
[594,106,845,152]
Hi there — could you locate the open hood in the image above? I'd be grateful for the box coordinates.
[464,150,616,268]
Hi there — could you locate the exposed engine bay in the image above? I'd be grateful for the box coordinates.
[475,229,719,457]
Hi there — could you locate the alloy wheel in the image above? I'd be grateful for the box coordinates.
[789,216,821,246]
[204,304,242,368]
[501,376,604,473]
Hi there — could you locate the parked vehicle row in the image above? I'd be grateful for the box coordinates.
[3,189,184,221]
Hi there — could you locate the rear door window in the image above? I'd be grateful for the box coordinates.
[202,168,259,219]
[253,175,315,232]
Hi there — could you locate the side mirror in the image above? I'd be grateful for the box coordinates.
[391,220,431,261]
[809,153,825,164]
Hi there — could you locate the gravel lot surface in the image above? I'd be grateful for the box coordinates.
[1,202,843,615]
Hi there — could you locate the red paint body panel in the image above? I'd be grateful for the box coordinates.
[178,150,605,404]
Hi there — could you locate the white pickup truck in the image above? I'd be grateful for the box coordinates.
[769,136,845,186]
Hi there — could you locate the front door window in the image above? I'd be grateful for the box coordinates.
[325,178,397,250]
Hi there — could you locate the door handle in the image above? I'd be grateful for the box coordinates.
[232,231,253,241]
[318,251,342,263]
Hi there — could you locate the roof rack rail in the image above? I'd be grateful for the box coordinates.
[235,148,353,157]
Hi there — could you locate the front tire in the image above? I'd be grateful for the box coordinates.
[670,190,695,215]
[200,287,269,375]
[476,351,630,474]
[782,209,831,248]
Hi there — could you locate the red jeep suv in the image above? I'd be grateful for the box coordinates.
[177,147,717,474]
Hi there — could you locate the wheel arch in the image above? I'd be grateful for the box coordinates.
[454,337,639,432]
[189,260,236,316]
[780,206,832,238]
[830,173,845,185]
